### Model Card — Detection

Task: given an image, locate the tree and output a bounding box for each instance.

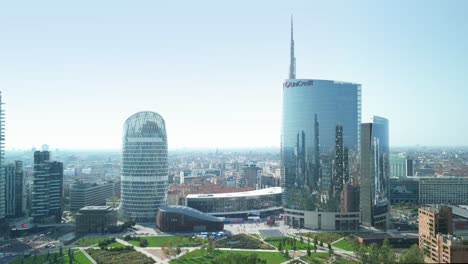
[307,246,311,257]
[368,243,380,264]
[278,242,283,251]
[54,253,58,263]
[314,238,318,253]
[399,244,424,263]
[379,239,396,264]
[300,236,304,243]
[328,243,333,257]
[33,253,37,264]
[47,250,50,259]
[320,241,324,247]
[308,237,310,245]
[354,244,368,264]
[59,246,63,256]
[284,249,289,257]
[293,244,297,252]
[176,247,181,255]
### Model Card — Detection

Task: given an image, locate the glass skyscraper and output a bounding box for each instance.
[282,79,361,210]
[121,111,168,222]
[281,19,361,230]
[360,116,390,230]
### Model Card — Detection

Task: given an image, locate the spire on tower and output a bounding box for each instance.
[289,15,296,79]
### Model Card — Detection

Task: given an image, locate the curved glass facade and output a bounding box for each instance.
[121,111,168,222]
[186,187,282,216]
[282,79,361,213]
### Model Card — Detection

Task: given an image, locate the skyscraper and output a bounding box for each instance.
[360,116,390,230]
[0,92,5,221]
[282,19,361,230]
[121,111,168,222]
[3,161,24,217]
[32,151,63,223]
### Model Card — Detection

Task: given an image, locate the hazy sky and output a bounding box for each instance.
[1,0,467,150]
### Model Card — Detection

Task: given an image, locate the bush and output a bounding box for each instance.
[139,239,148,247]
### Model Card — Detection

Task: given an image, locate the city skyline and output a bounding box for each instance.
[1,0,468,149]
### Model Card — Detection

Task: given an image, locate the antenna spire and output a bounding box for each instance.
[289,15,296,79]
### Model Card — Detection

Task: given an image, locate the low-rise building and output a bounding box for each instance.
[156,205,224,232]
[75,206,117,236]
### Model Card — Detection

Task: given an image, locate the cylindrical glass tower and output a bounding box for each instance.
[121,111,168,222]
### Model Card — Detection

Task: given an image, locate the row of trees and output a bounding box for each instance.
[354,240,423,264]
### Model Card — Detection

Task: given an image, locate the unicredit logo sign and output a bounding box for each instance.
[283,80,314,88]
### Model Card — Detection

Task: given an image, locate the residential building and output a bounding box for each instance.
[31,151,63,223]
[121,111,168,222]
[419,177,468,205]
[360,117,390,230]
[419,206,468,263]
[243,164,262,189]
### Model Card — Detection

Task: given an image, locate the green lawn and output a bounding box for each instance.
[300,232,345,244]
[332,238,356,251]
[215,234,274,249]
[11,250,90,264]
[107,241,125,248]
[75,237,112,247]
[170,249,290,264]
[126,235,203,247]
[86,248,153,264]
[266,237,314,250]
[302,252,330,264]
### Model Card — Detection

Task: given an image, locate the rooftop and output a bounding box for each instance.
[158,205,222,222]
[186,187,282,199]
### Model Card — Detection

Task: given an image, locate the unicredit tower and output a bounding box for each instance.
[282,17,361,230]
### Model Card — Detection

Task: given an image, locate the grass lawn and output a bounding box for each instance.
[215,234,274,250]
[332,238,356,251]
[170,249,290,264]
[126,235,203,247]
[302,252,330,264]
[11,250,90,264]
[266,237,314,250]
[70,251,93,264]
[300,232,345,244]
[107,241,125,248]
[86,248,153,264]
[75,237,112,247]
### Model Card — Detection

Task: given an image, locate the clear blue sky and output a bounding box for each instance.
[1,0,467,150]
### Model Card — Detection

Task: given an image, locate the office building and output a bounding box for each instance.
[389,177,419,204]
[156,205,224,232]
[0,92,4,221]
[282,19,361,230]
[390,154,407,178]
[186,187,282,218]
[121,111,168,222]
[419,177,468,205]
[70,182,114,211]
[406,159,414,176]
[75,206,117,236]
[3,161,24,217]
[243,164,262,189]
[360,117,390,230]
[31,151,63,223]
[419,206,468,263]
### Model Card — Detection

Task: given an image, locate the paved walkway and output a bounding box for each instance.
[79,248,97,264]
[116,238,162,263]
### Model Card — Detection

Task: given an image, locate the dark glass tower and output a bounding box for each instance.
[360,116,390,230]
